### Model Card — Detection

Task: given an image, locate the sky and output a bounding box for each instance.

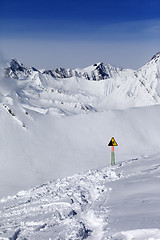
[0,0,160,69]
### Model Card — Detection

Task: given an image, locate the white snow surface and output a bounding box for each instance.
[0,54,160,196]
[0,55,160,197]
[0,153,160,239]
[0,54,160,238]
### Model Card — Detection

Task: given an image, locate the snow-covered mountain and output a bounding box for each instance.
[0,54,160,239]
[0,54,160,198]
[6,58,121,81]
[3,52,160,117]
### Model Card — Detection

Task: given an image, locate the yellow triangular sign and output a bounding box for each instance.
[108,137,118,146]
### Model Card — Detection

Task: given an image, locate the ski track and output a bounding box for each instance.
[0,155,160,239]
[0,168,119,240]
[1,53,160,240]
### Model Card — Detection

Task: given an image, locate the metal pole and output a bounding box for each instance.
[111,145,115,165]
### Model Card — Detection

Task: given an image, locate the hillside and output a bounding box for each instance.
[4,52,160,115]
[0,153,160,239]
[0,54,160,239]
[0,53,160,199]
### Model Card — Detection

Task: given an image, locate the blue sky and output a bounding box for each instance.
[0,0,160,69]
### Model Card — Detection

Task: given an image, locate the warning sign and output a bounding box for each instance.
[108,137,118,146]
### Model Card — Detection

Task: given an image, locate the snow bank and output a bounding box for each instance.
[0,104,160,198]
[113,229,160,240]
[0,154,160,239]
[1,55,160,199]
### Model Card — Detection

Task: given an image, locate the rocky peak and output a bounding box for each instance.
[5,59,38,79]
[151,52,160,61]
[54,68,72,78]
[43,68,74,79]
[95,62,110,79]
[140,52,160,71]
[149,52,160,65]
[9,58,27,72]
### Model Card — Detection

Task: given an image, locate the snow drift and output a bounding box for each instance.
[0,54,160,198]
[0,153,160,239]
[0,53,160,239]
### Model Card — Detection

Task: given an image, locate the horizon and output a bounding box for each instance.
[3,51,160,71]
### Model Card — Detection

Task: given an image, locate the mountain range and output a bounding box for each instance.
[3,52,160,119]
[0,53,160,197]
[0,53,160,239]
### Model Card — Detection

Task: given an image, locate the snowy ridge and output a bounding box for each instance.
[5,59,120,81]
[3,53,160,119]
[0,153,160,239]
[0,54,160,197]
[0,54,160,239]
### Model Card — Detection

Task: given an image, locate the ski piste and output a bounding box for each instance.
[0,154,160,239]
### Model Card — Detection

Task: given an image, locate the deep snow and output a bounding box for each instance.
[0,153,160,239]
[0,54,160,239]
[0,55,160,198]
[0,104,160,198]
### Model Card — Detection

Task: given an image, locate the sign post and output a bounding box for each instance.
[108,137,118,165]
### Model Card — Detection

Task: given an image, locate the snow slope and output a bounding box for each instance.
[0,54,160,239]
[0,153,160,240]
[0,54,160,198]
[0,104,160,198]
[4,52,160,113]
